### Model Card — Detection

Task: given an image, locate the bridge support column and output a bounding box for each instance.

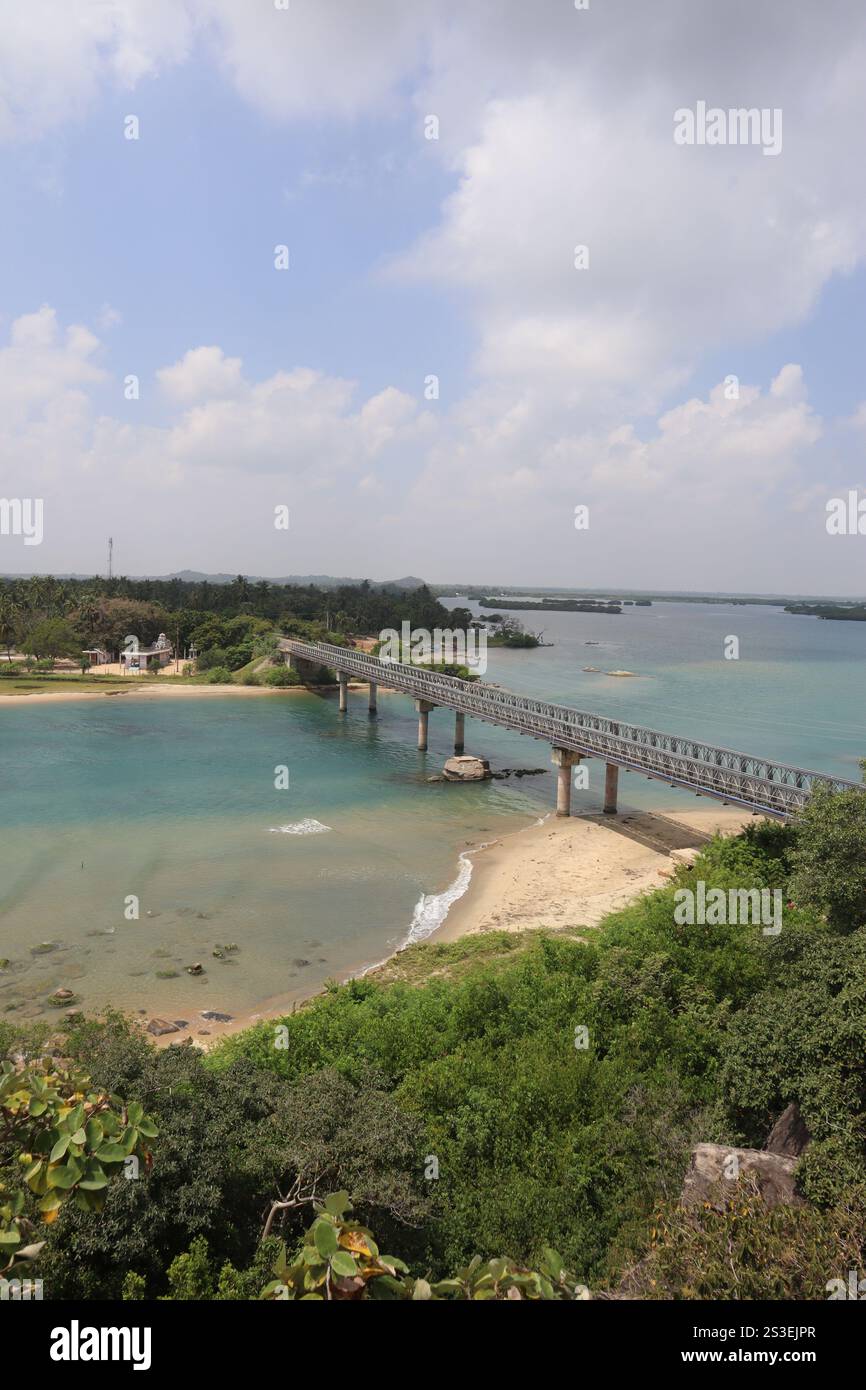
[603,763,619,815]
[551,747,579,817]
[368,680,377,715]
[416,699,435,751]
[454,711,465,754]
[338,673,349,714]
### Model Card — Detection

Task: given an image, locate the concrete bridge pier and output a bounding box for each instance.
[551,747,580,817]
[454,711,465,754]
[368,680,377,715]
[416,699,435,751]
[603,763,619,815]
[338,673,349,713]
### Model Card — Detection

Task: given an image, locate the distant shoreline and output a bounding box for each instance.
[0,678,379,705]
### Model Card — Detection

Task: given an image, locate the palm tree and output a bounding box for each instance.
[0,593,20,661]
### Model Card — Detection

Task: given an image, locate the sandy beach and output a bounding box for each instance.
[144,802,754,1049]
[0,678,372,704]
[433,805,754,941]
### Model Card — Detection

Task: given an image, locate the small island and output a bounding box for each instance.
[785,602,866,621]
[479,596,623,615]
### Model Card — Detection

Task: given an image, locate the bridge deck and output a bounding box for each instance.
[280,639,860,818]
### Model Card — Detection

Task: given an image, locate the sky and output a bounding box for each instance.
[2,0,866,593]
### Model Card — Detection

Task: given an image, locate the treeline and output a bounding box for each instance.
[0,575,472,666]
[786,602,866,621]
[3,779,866,1298]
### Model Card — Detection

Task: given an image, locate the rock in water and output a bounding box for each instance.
[147,1018,180,1036]
[442,756,492,782]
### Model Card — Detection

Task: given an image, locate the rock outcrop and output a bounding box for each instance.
[680,1142,803,1210]
[765,1101,811,1157]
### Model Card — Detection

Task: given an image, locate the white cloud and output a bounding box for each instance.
[157,346,244,403]
[0,0,194,141]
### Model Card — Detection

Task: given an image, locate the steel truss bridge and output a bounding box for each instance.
[280,639,860,819]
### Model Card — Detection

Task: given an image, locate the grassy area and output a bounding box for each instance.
[0,670,201,694]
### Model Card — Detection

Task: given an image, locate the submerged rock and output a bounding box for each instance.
[48,988,77,1008]
[200,1010,233,1023]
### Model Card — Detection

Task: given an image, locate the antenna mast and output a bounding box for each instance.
[108,537,113,581]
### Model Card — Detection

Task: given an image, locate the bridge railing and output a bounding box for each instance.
[282,639,861,816]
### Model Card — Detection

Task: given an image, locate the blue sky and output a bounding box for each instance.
[2,0,866,594]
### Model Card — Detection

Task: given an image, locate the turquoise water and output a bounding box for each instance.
[2,599,865,1025]
[0,689,539,1025]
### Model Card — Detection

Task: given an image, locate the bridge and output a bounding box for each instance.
[280,639,861,819]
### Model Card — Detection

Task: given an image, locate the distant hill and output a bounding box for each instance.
[164,572,430,590]
[0,570,430,591]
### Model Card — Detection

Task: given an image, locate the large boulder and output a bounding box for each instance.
[765,1101,811,1157]
[680,1143,803,1210]
[443,756,491,782]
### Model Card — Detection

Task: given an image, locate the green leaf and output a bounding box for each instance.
[323,1191,351,1217]
[314,1220,339,1259]
[94,1143,127,1163]
[412,1278,432,1300]
[329,1251,358,1278]
[84,1118,103,1148]
[49,1135,71,1163]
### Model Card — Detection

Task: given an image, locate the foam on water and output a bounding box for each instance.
[267,819,332,835]
[403,847,481,945]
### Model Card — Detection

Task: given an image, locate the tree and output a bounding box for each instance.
[0,593,20,661]
[20,618,82,661]
[789,781,866,932]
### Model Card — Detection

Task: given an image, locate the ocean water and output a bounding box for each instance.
[1,599,865,1024]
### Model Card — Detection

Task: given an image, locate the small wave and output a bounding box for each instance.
[268,819,332,835]
[402,843,492,946]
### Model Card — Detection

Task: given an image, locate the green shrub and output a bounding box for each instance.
[263,666,300,687]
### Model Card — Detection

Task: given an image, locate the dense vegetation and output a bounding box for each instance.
[785,602,866,621]
[0,575,472,677]
[3,790,866,1299]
